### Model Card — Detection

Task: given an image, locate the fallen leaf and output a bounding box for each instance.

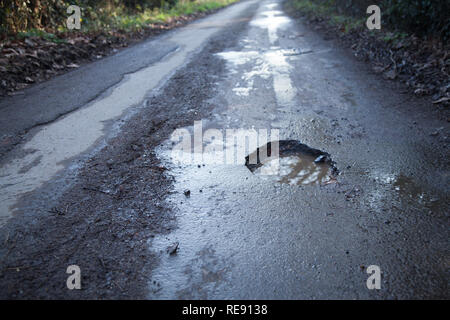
[383,69,397,80]
[24,38,36,47]
[432,97,450,104]
[414,88,427,95]
[167,242,179,255]
[372,65,387,74]
[52,63,64,70]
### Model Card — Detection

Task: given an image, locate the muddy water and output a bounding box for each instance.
[245,140,338,186]
[253,155,333,185]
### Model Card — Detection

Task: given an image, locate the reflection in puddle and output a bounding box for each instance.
[217,48,295,102]
[218,4,297,106]
[245,140,338,186]
[255,155,333,186]
[232,83,252,96]
[250,10,291,44]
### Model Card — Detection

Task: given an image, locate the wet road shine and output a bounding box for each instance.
[0,0,448,299]
[149,0,449,299]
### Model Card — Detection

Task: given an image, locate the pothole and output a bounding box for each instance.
[245,140,338,186]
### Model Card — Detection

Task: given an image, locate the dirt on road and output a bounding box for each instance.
[0,15,247,299]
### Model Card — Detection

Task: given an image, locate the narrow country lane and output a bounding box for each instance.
[0,0,448,299]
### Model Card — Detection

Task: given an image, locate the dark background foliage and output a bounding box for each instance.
[382,0,449,40]
[316,0,449,40]
[0,0,449,39]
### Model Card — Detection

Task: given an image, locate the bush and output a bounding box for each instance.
[0,0,182,35]
[383,0,450,40]
[302,0,449,40]
[0,0,67,33]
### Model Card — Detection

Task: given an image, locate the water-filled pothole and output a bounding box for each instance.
[245,140,338,186]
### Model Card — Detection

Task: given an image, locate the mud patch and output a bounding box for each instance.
[245,140,338,186]
[0,6,255,298]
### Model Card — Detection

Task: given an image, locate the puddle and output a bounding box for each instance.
[217,48,296,103]
[245,140,338,186]
[250,10,291,44]
[389,174,445,212]
[0,0,256,227]
[368,171,448,216]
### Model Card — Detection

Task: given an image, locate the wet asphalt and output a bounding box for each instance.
[0,0,449,299]
[150,0,449,299]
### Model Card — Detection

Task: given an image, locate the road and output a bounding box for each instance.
[0,0,448,299]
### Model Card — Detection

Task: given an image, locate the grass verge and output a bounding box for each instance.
[0,0,240,96]
[288,0,365,34]
[79,0,239,33]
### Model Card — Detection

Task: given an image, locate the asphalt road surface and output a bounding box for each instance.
[0,0,448,299]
